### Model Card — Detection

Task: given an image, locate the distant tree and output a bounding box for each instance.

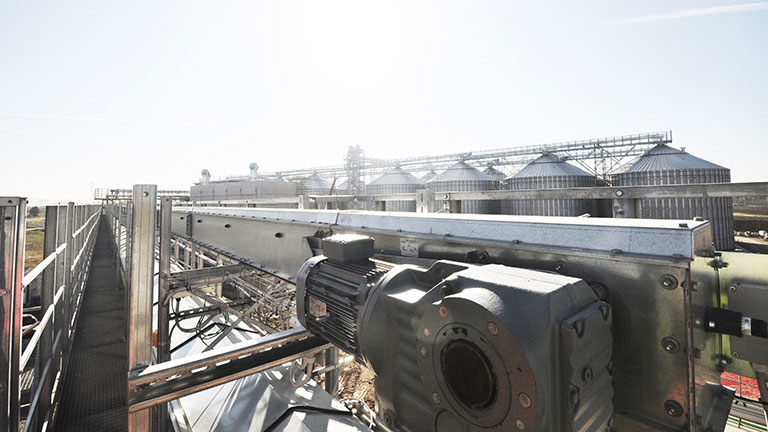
[28,206,40,217]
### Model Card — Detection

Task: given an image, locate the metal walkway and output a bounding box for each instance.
[55,220,128,432]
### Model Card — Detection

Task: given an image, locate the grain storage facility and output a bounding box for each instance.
[504,153,597,216]
[426,161,500,214]
[483,164,507,182]
[301,172,332,195]
[611,144,734,250]
[366,166,424,212]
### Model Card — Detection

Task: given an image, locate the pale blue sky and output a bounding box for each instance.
[1,1,766,203]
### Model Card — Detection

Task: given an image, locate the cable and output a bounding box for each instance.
[171,300,200,333]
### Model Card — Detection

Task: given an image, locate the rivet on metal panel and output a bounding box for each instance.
[554,261,566,272]
[440,283,454,296]
[660,275,678,290]
[477,250,489,263]
[610,249,622,255]
[439,306,448,319]
[487,322,499,336]
[664,400,683,417]
[615,190,624,197]
[0,289,7,296]
[420,347,428,358]
[432,392,441,404]
[516,419,525,430]
[518,392,532,409]
[732,351,740,358]
[662,337,681,353]
[729,285,737,292]
[423,328,430,337]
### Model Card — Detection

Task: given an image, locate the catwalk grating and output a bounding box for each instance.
[55,220,128,432]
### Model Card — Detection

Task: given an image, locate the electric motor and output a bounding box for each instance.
[297,234,614,432]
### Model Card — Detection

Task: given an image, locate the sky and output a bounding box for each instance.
[1,1,766,204]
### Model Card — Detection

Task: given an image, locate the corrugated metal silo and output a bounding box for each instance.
[427,161,500,214]
[483,165,507,182]
[333,179,349,195]
[367,166,424,212]
[504,153,597,216]
[302,173,331,195]
[612,144,734,250]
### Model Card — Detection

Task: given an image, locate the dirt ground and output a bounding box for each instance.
[25,217,45,269]
[337,362,376,410]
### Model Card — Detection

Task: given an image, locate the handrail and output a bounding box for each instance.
[20,285,64,370]
[71,210,100,239]
[1,200,103,432]
[70,215,100,271]
[22,243,67,288]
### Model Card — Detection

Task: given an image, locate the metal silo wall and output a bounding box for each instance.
[503,175,597,216]
[367,183,420,212]
[613,168,734,250]
[427,179,500,214]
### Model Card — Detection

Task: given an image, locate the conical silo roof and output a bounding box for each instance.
[614,144,726,174]
[370,166,424,186]
[429,161,494,183]
[510,153,593,178]
[483,165,507,181]
[304,173,330,189]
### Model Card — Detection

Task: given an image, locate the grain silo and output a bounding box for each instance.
[483,165,507,182]
[367,166,424,212]
[611,144,734,250]
[504,153,597,216]
[301,172,331,195]
[329,179,347,195]
[427,161,500,214]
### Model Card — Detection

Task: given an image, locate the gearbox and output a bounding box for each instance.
[297,234,613,431]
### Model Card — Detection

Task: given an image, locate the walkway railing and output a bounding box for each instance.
[1,199,100,432]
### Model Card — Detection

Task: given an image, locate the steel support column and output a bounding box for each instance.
[63,203,74,343]
[34,206,59,429]
[157,197,172,432]
[0,198,25,432]
[128,185,157,431]
[324,347,340,396]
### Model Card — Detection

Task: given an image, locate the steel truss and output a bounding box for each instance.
[267,130,671,182]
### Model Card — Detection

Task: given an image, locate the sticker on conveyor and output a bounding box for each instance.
[308,296,328,318]
[400,238,419,257]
